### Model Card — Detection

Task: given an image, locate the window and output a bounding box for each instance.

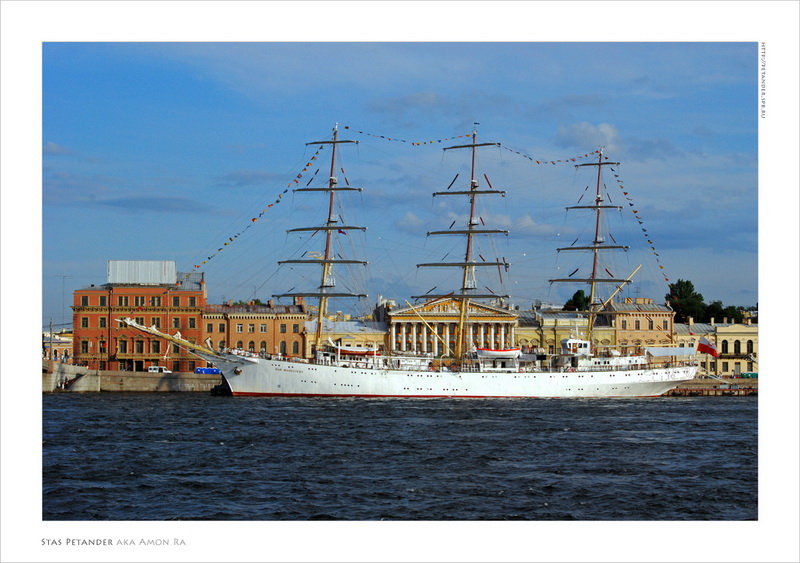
[292,341,299,354]
[172,343,180,353]
[734,340,741,355]
[99,296,107,307]
[260,341,266,352]
[172,296,180,307]
[236,341,243,349]
[81,296,89,306]
[173,318,181,329]
[621,320,627,330]
[219,323,225,333]
[152,340,160,354]
[118,296,129,307]
[189,296,197,307]
[80,341,89,353]
[188,318,196,329]
[280,324,287,333]
[293,324,299,333]
[280,341,287,354]
[99,317,107,328]
[118,339,128,353]
[721,362,729,373]
[172,361,181,372]
[218,340,225,350]
[248,324,255,333]
[236,323,243,333]
[134,296,146,307]
[721,340,729,354]
[248,341,255,352]
[746,340,754,354]
[150,296,162,307]
[188,361,195,372]
[207,323,214,333]
[135,341,144,354]
[81,317,89,328]
[634,320,641,330]
[648,319,654,330]
[747,361,753,372]
[664,319,670,332]
[260,324,267,333]
[135,317,144,325]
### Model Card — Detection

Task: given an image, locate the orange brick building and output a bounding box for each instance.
[72,261,207,372]
[203,298,308,357]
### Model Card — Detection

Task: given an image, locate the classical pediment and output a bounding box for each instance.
[390,298,518,321]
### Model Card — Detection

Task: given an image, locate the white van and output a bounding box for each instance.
[147,365,172,374]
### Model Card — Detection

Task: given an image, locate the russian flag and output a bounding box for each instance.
[697,336,718,357]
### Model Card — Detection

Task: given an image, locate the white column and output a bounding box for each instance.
[490,324,496,349]
[500,324,506,349]
[445,323,450,355]
[422,324,428,353]
[391,323,396,352]
[401,323,407,352]
[480,324,486,348]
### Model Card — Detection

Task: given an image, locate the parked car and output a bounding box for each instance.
[148,365,172,374]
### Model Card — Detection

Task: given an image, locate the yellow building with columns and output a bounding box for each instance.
[387,298,518,356]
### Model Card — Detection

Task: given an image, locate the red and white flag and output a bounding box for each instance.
[697,336,718,357]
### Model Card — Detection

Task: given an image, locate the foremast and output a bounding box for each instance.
[549,148,628,339]
[412,128,509,361]
[273,124,367,352]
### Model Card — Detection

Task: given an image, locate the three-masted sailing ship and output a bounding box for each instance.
[124,124,696,397]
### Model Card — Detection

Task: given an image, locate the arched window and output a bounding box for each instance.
[260,341,267,352]
[721,340,729,354]
[292,341,299,354]
[734,340,741,354]
[218,340,225,350]
[236,340,243,349]
[280,341,287,355]
[747,340,754,354]
[248,341,255,352]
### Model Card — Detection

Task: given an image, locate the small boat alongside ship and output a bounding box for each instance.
[124,124,697,398]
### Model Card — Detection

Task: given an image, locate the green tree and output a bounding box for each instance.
[563,290,589,311]
[666,279,706,323]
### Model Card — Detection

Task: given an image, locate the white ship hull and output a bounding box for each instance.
[197,352,696,398]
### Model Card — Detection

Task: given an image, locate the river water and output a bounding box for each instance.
[42,393,756,521]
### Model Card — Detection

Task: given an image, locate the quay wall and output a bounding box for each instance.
[665,377,758,397]
[43,360,222,393]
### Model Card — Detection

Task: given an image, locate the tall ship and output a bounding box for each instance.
[124,124,696,397]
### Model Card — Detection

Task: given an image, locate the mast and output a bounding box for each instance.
[273,124,367,353]
[548,148,626,339]
[412,127,508,360]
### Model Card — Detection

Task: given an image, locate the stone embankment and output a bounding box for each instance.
[663,377,758,397]
[42,360,222,393]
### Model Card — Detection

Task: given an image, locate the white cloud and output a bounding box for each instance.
[42,141,74,156]
[554,122,622,154]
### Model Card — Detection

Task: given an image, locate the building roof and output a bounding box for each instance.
[81,272,204,292]
[673,322,733,334]
[204,303,305,315]
[305,319,387,334]
[607,301,673,313]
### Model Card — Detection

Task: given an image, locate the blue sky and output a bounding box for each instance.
[2,2,799,561]
[40,40,758,327]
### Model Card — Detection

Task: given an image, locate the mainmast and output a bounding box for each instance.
[548,148,627,337]
[273,124,367,352]
[412,128,508,360]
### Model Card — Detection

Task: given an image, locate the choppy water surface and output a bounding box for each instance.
[42,394,757,520]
